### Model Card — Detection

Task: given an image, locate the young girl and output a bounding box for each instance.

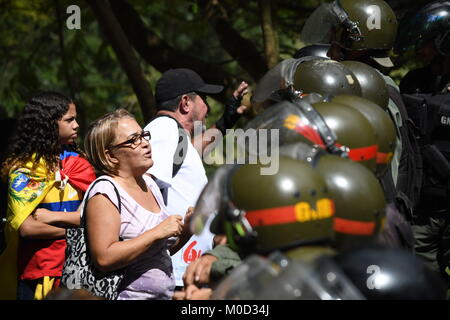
[0,91,96,300]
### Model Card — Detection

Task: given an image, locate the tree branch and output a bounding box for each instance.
[54,0,88,135]
[259,0,279,69]
[89,0,155,122]
[198,0,268,80]
[108,0,236,103]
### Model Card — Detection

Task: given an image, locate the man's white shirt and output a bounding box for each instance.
[144,116,213,286]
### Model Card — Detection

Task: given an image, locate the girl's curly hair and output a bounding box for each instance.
[2,91,81,178]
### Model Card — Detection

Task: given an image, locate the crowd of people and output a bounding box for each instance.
[0,0,449,300]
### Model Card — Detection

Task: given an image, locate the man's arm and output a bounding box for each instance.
[183,244,242,287]
[193,81,249,154]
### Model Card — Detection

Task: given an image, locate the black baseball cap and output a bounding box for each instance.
[155,68,224,106]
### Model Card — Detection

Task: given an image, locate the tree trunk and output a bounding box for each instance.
[259,0,279,69]
[89,0,155,122]
[199,0,268,81]
[54,0,88,136]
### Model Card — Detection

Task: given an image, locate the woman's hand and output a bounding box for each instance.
[168,208,195,255]
[154,215,183,239]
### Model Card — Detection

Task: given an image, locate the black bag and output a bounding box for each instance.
[402,92,450,212]
[387,86,424,218]
[61,178,124,300]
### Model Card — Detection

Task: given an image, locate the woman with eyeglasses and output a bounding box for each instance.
[80,109,192,300]
[0,91,96,300]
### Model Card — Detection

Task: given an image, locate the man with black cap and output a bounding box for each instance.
[143,68,248,292]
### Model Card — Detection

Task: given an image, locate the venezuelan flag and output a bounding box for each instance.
[0,150,95,299]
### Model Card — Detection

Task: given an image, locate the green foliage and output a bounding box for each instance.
[0,0,139,134]
[0,0,424,149]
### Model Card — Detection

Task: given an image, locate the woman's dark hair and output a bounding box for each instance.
[2,91,78,177]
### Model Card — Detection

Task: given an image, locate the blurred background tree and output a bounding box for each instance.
[0,0,433,175]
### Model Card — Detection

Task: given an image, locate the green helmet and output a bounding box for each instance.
[337,0,398,51]
[316,154,386,250]
[280,142,387,251]
[293,59,362,98]
[252,57,320,104]
[331,95,396,177]
[340,61,389,110]
[301,0,398,67]
[294,44,331,59]
[190,157,336,256]
[244,99,349,158]
[312,101,378,173]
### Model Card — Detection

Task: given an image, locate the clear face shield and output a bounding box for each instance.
[190,165,231,235]
[300,1,363,47]
[211,252,286,300]
[211,251,364,300]
[252,58,303,104]
[253,57,327,105]
[244,98,348,158]
[190,165,256,242]
[244,100,327,148]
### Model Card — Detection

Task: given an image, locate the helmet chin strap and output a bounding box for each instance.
[222,171,258,252]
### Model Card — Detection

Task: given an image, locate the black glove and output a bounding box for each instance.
[215,96,242,135]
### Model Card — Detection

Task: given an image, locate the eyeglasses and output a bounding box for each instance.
[110,131,151,149]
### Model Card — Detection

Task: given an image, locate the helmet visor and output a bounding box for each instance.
[301,2,340,45]
[244,100,326,147]
[253,58,301,103]
[212,251,364,300]
[211,253,285,300]
[256,258,364,300]
[190,165,233,235]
